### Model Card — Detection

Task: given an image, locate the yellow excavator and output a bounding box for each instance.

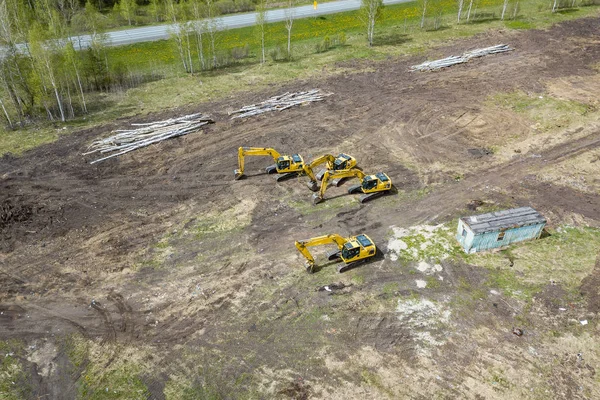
[234,147,305,181]
[295,233,377,273]
[303,153,357,191]
[312,169,392,204]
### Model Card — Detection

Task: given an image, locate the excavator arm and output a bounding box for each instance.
[234,147,281,180]
[295,234,349,273]
[303,153,357,191]
[302,154,336,187]
[312,169,366,204]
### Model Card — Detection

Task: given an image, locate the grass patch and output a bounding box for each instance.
[465,226,600,294]
[490,90,593,132]
[504,19,535,29]
[0,340,29,400]
[66,335,149,399]
[361,369,395,397]
[388,224,463,263]
[288,193,359,217]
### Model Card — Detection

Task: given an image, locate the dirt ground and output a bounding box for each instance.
[1,17,600,399]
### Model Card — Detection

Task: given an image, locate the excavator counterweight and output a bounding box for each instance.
[312,169,392,204]
[295,233,377,273]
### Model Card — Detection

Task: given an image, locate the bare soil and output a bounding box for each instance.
[1,17,600,399]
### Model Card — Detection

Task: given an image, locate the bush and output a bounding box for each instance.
[217,0,237,14]
[315,33,347,54]
[269,46,286,62]
[236,0,255,12]
[231,44,249,60]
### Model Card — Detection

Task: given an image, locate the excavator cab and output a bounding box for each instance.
[341,235,376,263]
[332,154,355,171]
[274,154,304,174]
[361,173,391,193]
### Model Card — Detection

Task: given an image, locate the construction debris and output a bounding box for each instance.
[229,89,332,119]
[410,44,513,72]
[84,113,214,164]
[512,327,524,336]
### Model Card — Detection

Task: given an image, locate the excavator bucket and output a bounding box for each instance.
[312,193,324,205]
[306,262,315,273]
[307,180,319,192]
[234,169,244,180]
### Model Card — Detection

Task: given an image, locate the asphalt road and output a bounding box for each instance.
[72,0,414,49]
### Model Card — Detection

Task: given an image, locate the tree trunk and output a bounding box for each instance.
[421,0,428,29]
[501,0,508,20]
[457,0,464,23]
[196,31,205,70]
[0,98,13,129]
[466,0,474,22]
[261,31,265,64]
[187,36,194,74]
[287,24,292,58]
[73,63,87,113]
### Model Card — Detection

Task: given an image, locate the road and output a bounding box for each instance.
[73,0,414,49]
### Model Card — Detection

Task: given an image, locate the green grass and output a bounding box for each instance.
[0,340,29,400]
[465,226,600,295]
[66,336,150,400]
[491,90,593,132]
[503,20,535,29]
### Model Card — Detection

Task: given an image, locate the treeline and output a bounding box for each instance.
[0,0,112,127]
[0,0,597,129]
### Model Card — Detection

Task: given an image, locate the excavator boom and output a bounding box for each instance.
[312,169,366,204]
[234,147,305,180]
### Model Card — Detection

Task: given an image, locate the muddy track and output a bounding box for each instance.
[90,300,117,345]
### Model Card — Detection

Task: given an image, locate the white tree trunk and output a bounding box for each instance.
[421,0,428,29]
[0,98,12,128]
[458,0,464,23]
[284,0,295,59]
[261,31,266,64]
[196,31,205,69]
[72,61,87,113]
[501,0,508,20]
[467,0,474,22]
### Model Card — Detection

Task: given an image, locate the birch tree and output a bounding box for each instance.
[64,42,87,113]
[283,0,295,59]
[190,0,206,70]
[466,0,474,22]
[116,0,138,25]
[148,0,164,22]
[204,0,220,69]
[29,23,65,121]
[255,0,268,64]
[500,0,508,19]
[457,0,464,23]
[360,0,383,47]
[166,0,189,72]
[419,0,428,28]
